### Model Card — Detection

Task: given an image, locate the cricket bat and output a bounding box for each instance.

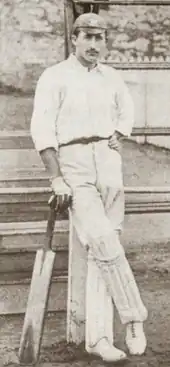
[18,194,57,365]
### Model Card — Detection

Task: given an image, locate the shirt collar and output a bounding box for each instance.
[67,53,103,74]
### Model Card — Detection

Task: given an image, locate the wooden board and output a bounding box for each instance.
[0,276,67,315]
[0,312,66,350]
[0,128,170,150]
[0,251,68,274]
[0,187,169,223]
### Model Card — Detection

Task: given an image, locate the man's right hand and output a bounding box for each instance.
[50,176,72,213]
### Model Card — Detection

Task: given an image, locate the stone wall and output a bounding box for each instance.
[1,1,170,92]
[0,0,64,93]
[104,5,170,60]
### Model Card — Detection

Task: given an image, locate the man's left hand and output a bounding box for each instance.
[108,131,124,153]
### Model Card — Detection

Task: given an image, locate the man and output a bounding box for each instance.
[31,12,148,363]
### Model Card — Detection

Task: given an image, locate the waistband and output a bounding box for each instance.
[59,136,111,148]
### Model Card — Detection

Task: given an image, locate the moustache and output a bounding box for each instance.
[86,49,99,55]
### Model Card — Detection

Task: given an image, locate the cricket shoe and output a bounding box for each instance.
[86,338,127,363]
[126,321,147,355]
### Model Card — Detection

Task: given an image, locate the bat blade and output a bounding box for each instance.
[18,248,56,365]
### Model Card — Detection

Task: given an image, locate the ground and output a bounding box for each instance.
[3,256,170,367]
[35,242,170,367]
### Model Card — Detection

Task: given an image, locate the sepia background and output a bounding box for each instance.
[0,1,170,366]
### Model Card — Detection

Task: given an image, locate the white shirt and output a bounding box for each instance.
[31,54,134,152]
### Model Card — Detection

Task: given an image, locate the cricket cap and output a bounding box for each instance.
[72,12,107,34]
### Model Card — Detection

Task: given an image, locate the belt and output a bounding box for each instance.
[59,136,111,147]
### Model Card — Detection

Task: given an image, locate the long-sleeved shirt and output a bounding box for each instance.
[31,54,134,152]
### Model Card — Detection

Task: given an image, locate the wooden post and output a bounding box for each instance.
[67,211,87,344]
[64,0,74,58]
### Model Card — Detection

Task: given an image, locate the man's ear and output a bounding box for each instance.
[71,34,77,47]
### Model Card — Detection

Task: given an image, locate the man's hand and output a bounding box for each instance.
[50,176,72,213]
[108,131,123,153]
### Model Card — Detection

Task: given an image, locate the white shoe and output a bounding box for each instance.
[86,338,127,363]
[126,322,147,355]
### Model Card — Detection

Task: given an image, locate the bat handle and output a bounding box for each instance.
[48,193,56,208]
[45,192,72,251]
[44,194,57,251]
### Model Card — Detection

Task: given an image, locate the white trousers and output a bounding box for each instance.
[59,140,148,348]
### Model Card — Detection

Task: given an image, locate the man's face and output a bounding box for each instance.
[72,29,107,66]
